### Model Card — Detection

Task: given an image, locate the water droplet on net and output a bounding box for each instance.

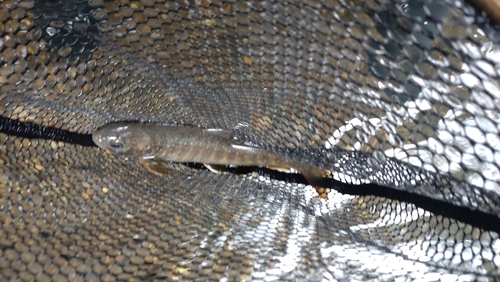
[367,156,382,171]
[481,163,500,181]
[465,126,486,144]
[373,150,387,163]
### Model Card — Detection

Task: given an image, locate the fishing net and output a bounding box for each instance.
[0,0,499,280]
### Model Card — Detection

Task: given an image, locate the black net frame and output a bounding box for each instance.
[0,0,499,281]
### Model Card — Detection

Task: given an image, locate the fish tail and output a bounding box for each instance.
[299,165,332,200]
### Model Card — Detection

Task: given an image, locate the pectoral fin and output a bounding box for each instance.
[141,158,171,176]
[203,164,229,173]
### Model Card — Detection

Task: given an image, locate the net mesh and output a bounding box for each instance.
[0,0,499,280]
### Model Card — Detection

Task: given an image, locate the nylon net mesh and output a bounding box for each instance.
[0,0,499,281]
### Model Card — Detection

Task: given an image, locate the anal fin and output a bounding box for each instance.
[266,165,293,173]
[203,164,229,173]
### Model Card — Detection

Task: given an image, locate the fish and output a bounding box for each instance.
[467,0,500,24]
[92,121,332,199]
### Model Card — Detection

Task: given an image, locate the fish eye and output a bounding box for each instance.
[108,140,125,150]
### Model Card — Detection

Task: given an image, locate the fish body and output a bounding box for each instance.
[92,122,331,199]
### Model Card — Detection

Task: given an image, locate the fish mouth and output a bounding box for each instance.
[91,127,105,147]
[92,123,128,149]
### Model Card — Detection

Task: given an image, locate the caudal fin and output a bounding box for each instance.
[300,166,332,200]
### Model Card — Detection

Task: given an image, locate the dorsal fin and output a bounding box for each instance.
[231,144,261,152]
[204,129,235,140]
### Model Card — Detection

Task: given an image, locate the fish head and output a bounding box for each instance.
[92,122,152,157]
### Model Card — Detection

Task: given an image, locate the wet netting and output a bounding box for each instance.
[0,0,499,281]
